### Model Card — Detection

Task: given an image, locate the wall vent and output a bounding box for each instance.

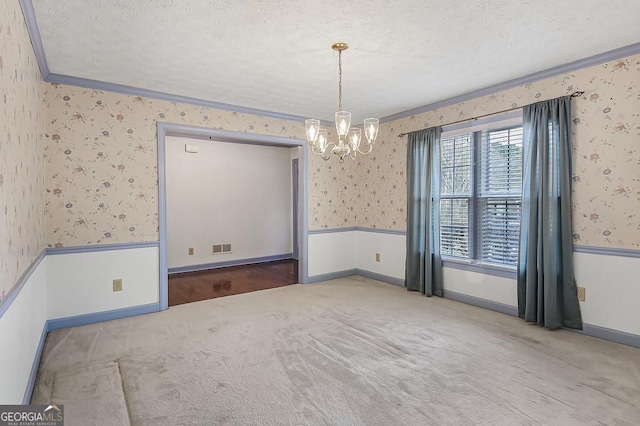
[213,244,232,254]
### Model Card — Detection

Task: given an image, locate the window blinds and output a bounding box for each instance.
[478,127,523,266]
[440,134,472,258]
[439,126,523,267]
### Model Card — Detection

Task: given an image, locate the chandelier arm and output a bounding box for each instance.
[315,142,336,160]
[321,144,334,161]
[310,144,324,156]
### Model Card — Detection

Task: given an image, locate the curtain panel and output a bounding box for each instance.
[518,96,582,329]
[405,127,443,297]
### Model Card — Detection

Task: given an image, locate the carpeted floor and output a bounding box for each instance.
[32,277,640,425]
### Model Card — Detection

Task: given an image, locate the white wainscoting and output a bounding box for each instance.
[0,255,47,404]
[353,230,517,308]
[574,252,640,336]
[442,267,517,307]
[355,231,406,280]
[47,247,159,319]
[307,231,357,278]
[1,244,160,404]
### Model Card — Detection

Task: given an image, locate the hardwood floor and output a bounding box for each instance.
[168,259,298,306]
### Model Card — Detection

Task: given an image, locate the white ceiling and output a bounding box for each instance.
[32,0,640,123]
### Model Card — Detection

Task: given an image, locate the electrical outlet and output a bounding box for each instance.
[188,248,194,255]
[375,253,381,262]
[113,279,123,292]
[577,286,586,302]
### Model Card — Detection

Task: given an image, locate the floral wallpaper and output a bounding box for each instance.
[357,54,640,249]
[17,3,640,254]
[44,86,354,247]
[308,127,358,230]
[0,1,47,301]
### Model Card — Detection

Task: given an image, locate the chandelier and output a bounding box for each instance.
[305,43,379,162]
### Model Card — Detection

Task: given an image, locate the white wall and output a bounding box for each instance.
[442,268,517,306]
[0,257,47,404]
[356,231,406,279]
[308,232,357,276]
[47,247,159,319]
[574,252,640,336]
[166,136,293,269]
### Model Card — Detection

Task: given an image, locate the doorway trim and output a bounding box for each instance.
[157,122,309,310]
[292,158,299,260]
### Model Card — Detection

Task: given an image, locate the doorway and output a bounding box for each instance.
[157,123,308,310]
[167,259,297,306]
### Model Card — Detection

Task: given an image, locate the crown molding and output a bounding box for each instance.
[19,0,49,78]
[379,42,640,123]
[45,73,313,123]
[19,0,312,123]
[19,1,640,127]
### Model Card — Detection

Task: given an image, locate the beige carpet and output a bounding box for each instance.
[32,277,640,425]
[47,361,130,426]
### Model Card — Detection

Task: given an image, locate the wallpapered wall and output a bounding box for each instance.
[357,54,640,250]
[0,2,46,300]
[308,126,359,230]
[44,86,355,247]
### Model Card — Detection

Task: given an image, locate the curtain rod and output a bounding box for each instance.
[397,91,584,138]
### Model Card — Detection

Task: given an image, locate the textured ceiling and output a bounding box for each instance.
[32,0,640,123]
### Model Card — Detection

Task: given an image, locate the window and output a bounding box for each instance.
[440,126,523,267]
[440,134,472,258]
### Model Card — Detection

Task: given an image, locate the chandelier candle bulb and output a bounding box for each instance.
[348,128,361,150]
[335,111,351,137]
[305,42,378,162]
[364,118,379,144]
[314,129,329,158]
[305,119,320,145]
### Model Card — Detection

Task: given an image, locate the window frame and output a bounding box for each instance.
[439,118,523,279]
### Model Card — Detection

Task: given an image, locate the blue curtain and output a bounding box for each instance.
[518,96,582,329]
[405,127,443,296]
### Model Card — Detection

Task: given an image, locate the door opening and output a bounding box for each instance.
[158,123,307,309]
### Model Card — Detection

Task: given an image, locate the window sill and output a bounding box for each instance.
[441,257,517,280]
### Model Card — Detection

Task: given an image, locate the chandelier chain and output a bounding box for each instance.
[338,50,343,111]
